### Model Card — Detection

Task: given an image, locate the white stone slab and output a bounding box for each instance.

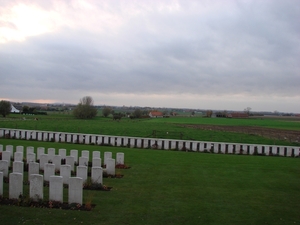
[286,147,292,157]
[13,161,24,174]
[53,155,61,171]
[58,149,66,160]
[227,144,234,154]
[91,167,103,184]
[26,146,34,155]
[169,140,176,150]
[49,176,63,203]
[2,151,11,166]
[76,166,88,183]
[90,135,96,145]
[65,156,75,171]
[39,154,48,170]
[44,163,55,181]
[199,143,205,151]
[60,133,66,142]
[16,146,24,153]
[0,172,3,196]
[220,143,226,153]
[6,145,13,159]
[70,150,78,163]
[249,145,255,155]
[27,152,36,164]
[37,147,45,160]
[116,153,124,165]
[30,174,43,201]
[81,150,89,161]
[92,151,100,159]
[106,158,115,176]
[68,177,83,205]
[279,146,285,156]
[136,139,142,148]
[47,148,56,162]
[190,142,198,151]
[0,160,8,177]
[104,152,112,166]
[79,157,88,167]
[257,145,263,154]
[66,134,72,143]
[0,144,2,152]
[9,172,23,199]
[14,152,23,162]
[28,162,39,181]
[60,165,71,185]
[92,158,101,167]
[37,132,43,141]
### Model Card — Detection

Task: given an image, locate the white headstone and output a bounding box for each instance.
[13,161,24,174]
[68,177,83,205]
[106,158,115,176]
[104,152,112,166]
[49,176,63,203]
[47,148,56,162]
[76,166,88,183]
[81,150,90,161]
[91,167,103,184]
[26,146,34,155]
[2,151,11,167]
[92,158,101,167]
[14,152,23,162]
[9,172,23,199]
[16,146,24,153]
[0,172,3,196]
[39,154,48,171]
[27,152,36,164]
[30,174,44,201]
[28,162,39,181]
[53,155,61,171]
[37,147,45,160]
[79,157,89,167]
[227,144,234,154]
[0,144,3,152]
[0,160,9,177]
[70,150,78,163]
[6,145,13,159]
[92,151,100,159]
[116,153,124,165]
[60,165,71,185]
[44,163,55,181]
[66,156,75,171]
[58,149,66,160]
[249,145,255,155]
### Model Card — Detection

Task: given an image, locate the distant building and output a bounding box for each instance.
[11,104,20,113]
[149,111,164,118]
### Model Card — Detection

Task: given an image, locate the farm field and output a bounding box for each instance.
[0,139,299,225]
[1,113,300,146]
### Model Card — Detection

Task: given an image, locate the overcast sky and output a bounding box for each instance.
[0,0,299,112]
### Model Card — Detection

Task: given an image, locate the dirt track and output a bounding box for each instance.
[181,124,300,143]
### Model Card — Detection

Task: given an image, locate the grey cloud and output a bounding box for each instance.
[0,0,299,111]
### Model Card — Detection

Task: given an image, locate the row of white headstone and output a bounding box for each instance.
[0,145,125,204]
[2,129,299,157]
[0,171,83,204]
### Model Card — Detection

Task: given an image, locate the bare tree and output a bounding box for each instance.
[244,107,252,116]
[73,96,97,119]
[80,96,94,106]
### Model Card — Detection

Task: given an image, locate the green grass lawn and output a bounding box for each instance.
[1,114,299,146]
[0,139,299,225]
